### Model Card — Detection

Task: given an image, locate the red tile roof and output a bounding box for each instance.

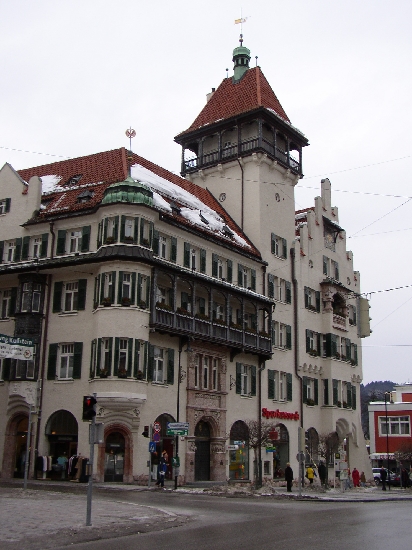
[177,67,290,136]
[18,148,261,259]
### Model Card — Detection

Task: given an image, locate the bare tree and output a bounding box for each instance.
[394,441,412,464]
[318,432,340,465]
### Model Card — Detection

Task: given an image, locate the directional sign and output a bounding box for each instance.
[149,441,156,453]
[227,445,239,451]
[153,422,161,433]
[167,422,189,436]
[153,432,161,442]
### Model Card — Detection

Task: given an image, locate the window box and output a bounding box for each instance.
[102,297,112,307]
[337,401,342,408]
[124,236,134,243]
[176,307,191,316]
[141,238,150,247]
[308,350,318,357]
[245,327,257,334]
[137,370,143,380]
[195,312,209,321]
[259,331,270,338]
[306,398,315,406]
[156,301,172,311]
[230,322,243,330]
[99,369,108,378]
[121,297,131,306]
[213,318,227,326]
[343,401,348,408]
[307,304,317,312]
[118,368,128,378]
[334,353,341,360]
[104,236,115,244]
[139,301,147,309]
[350,359,356,366]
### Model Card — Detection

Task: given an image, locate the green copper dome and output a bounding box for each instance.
[232,43,250,81]
[102,176,153,206]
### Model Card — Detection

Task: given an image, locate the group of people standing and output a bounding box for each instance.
[283,461,329,492]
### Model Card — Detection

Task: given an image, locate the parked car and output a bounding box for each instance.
[372,468,400,486]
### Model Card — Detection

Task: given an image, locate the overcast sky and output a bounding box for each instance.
[1,0,411,385]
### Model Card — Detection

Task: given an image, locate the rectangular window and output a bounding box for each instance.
[59,344,74,379]
[1,290,11,319]
[124,218,133,239]
[32,284,41,312]
[7,241,16,262]
[0,199,10,215]
[271,233,287,259]
[379,416,410,436]
[32,237,42,259]
[212,358,218,390]
[156,286,166,304]
[153,347,164,383]
[159,236,167,259]
[348,304,357,326]
[64,282,78,312]
[69,230,82,253]
[21,283,31,312]
[103,338,111,374]
[104,273,113,299]
[203,356,209,389]
[118,338,128,374]
[241,364,250,396]
[279,372,287,401]
[194,355,199,388]
[122,273,131,300]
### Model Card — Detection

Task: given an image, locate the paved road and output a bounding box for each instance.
[1,481,411,550]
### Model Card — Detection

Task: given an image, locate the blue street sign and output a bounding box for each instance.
[153,432,161,442]
[149,441,156,453]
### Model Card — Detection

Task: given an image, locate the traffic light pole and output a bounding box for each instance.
[86,393,97,527]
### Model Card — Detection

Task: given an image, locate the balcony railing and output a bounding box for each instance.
[154,307,272,356]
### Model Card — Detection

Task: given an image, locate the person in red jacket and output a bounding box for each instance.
[352,467,360,487]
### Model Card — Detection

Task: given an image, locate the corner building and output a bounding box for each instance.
[0,41,372,484]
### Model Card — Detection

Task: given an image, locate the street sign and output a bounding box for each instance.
[149,441,156,453]
[172,456,180,467]
[227,445,239,451]
[296,452,305,462]
[153,432,161,442]
[167,422,189,436]
[153,422,161,433]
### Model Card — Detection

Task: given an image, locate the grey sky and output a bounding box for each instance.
[1,0,411,384]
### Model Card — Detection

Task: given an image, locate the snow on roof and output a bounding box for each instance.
[40,175,63,194]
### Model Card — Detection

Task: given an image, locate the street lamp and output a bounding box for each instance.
[384,391,391,491]
[174,337,191,490]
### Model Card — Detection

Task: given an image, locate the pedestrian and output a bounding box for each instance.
[360,471,366,487]
[284,462,293,492]
[155,450,168,488]
[352,467,360,487]
[318,461,327,488]
[401,467,409,489]
[380,466,387,491]
[306,464,315,484]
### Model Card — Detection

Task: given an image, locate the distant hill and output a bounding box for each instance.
[360,381,396,438]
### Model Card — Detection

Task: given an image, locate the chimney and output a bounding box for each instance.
[206,87,216,103]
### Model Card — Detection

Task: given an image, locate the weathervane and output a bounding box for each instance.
[234,11,250,38]
[125,127,136,151]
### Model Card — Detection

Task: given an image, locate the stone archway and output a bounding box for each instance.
[195,420,211,481]
[97,423,133,483]
[1,413,29,479]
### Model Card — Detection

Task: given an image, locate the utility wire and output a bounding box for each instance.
[0,145,70,159]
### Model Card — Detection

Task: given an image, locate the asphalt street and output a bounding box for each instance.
[1,480,411,550]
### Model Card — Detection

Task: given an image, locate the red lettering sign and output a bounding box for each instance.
[261,408,300,421]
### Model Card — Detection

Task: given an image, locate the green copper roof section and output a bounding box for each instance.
[233,44,250,81]
[102,176,153,206]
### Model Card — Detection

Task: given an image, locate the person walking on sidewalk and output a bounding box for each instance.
[352,467,360,488]
[380,466,387,490]
[306,465,315,484]
[284,462,293,492]
[318,461,327,488]
[156,450,168,488]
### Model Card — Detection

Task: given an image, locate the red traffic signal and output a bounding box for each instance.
[82,395,97,421]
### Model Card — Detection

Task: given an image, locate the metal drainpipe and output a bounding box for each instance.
[290,246,304,484]
[236,158,244,230]
[257,359,265,489]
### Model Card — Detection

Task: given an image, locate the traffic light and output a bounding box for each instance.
[142,425,149,437]
[82,395,97,421]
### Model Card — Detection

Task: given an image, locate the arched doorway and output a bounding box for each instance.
[45,410,78,477]
[105,432,125,482]
[229,420,249,480]
[271,424,289,478]
[14,417,29,478]
[195,420,211,481]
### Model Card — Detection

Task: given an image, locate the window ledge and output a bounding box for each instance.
[58,312,78,317]
[0,318,11,322]
[240,394,253,399]
[54,379,74,383]
[151,382,169,387]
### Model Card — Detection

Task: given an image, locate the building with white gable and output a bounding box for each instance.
[0,39,371,484]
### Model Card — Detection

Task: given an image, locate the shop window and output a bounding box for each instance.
[229,420,249,481]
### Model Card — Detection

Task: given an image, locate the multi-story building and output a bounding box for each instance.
[0,39,372,484]
[369,385,412,470]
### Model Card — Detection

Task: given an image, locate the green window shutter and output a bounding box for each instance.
[303,376,308,403]
[314,379,319,405]
[140,218,145,244]
[227,259,233,283]
[335,262,339,281]
[133,217,139,244]
[114,338,120,375]
[0,241,4,263]
[238,264,243,286]
[352,386,357,410]
[107,338,113,375]
[167,348,175,385]
[346,339,351,360]
[354,344,358,365]
[131,273,137,304]
[152,230,159,255]
[304,286,309,308]
[96,338,102,373]
[286,373,293,401]
[282,238,287,259]
[94,275,99,308]
[41,233,49,258]
[81,226,91,252]
[134,340,140,378]
[325,333,332,357]
[268,370,275,399]
[271,233,276,254]
[103,218,108,243]
[146,276,151,306]
[317,333,321,355]
[15,238,22,262]
[127,338,133,376]
[306,329,311,352]
[56,230,66,255]
[72,342,83,379]
[331,334,338,357]
[332,379,338,405]
[323,255,328,276]
[142,342,148,379]
[147,344,154,381]
[236,363,242,394]
[53,282,63,313]
[251,365,256,396]
[170,237,177,263]
[120,216,126,242]
[118,271,124,302]
[137,273,142,304]
[9,287,17,316]
[286,325,292,349]
[198,297,205,315]
[315,291,321,312]
[47,343,58,380]
[97,221,102,248]
[90,339,96,378]
[324,379,329,405]
[212,253,218,277]
[77,279,87,310]
[22,236,30,260]
[251,269,256,291]
[113,216,119,242]
[184,242,190,267]
[148,221,153,248]
[2,358,11,380]
[347,384,352,408]
[285,281,292,304]
[5,198,11,212]
[111,271,116,303]
[200,249,206,273]
[268,274,274,298]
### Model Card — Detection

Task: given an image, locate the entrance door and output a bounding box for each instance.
[14,417,29,479]
[195,421,210,481]
[104,432,125,482]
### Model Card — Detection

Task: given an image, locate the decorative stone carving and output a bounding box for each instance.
[188,441,197,453]
[210,443,225,454]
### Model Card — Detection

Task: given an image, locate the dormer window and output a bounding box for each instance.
[65,174,83,186]
[222,225,234,238]
[77,190,94,203]
[170,201,181,215]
